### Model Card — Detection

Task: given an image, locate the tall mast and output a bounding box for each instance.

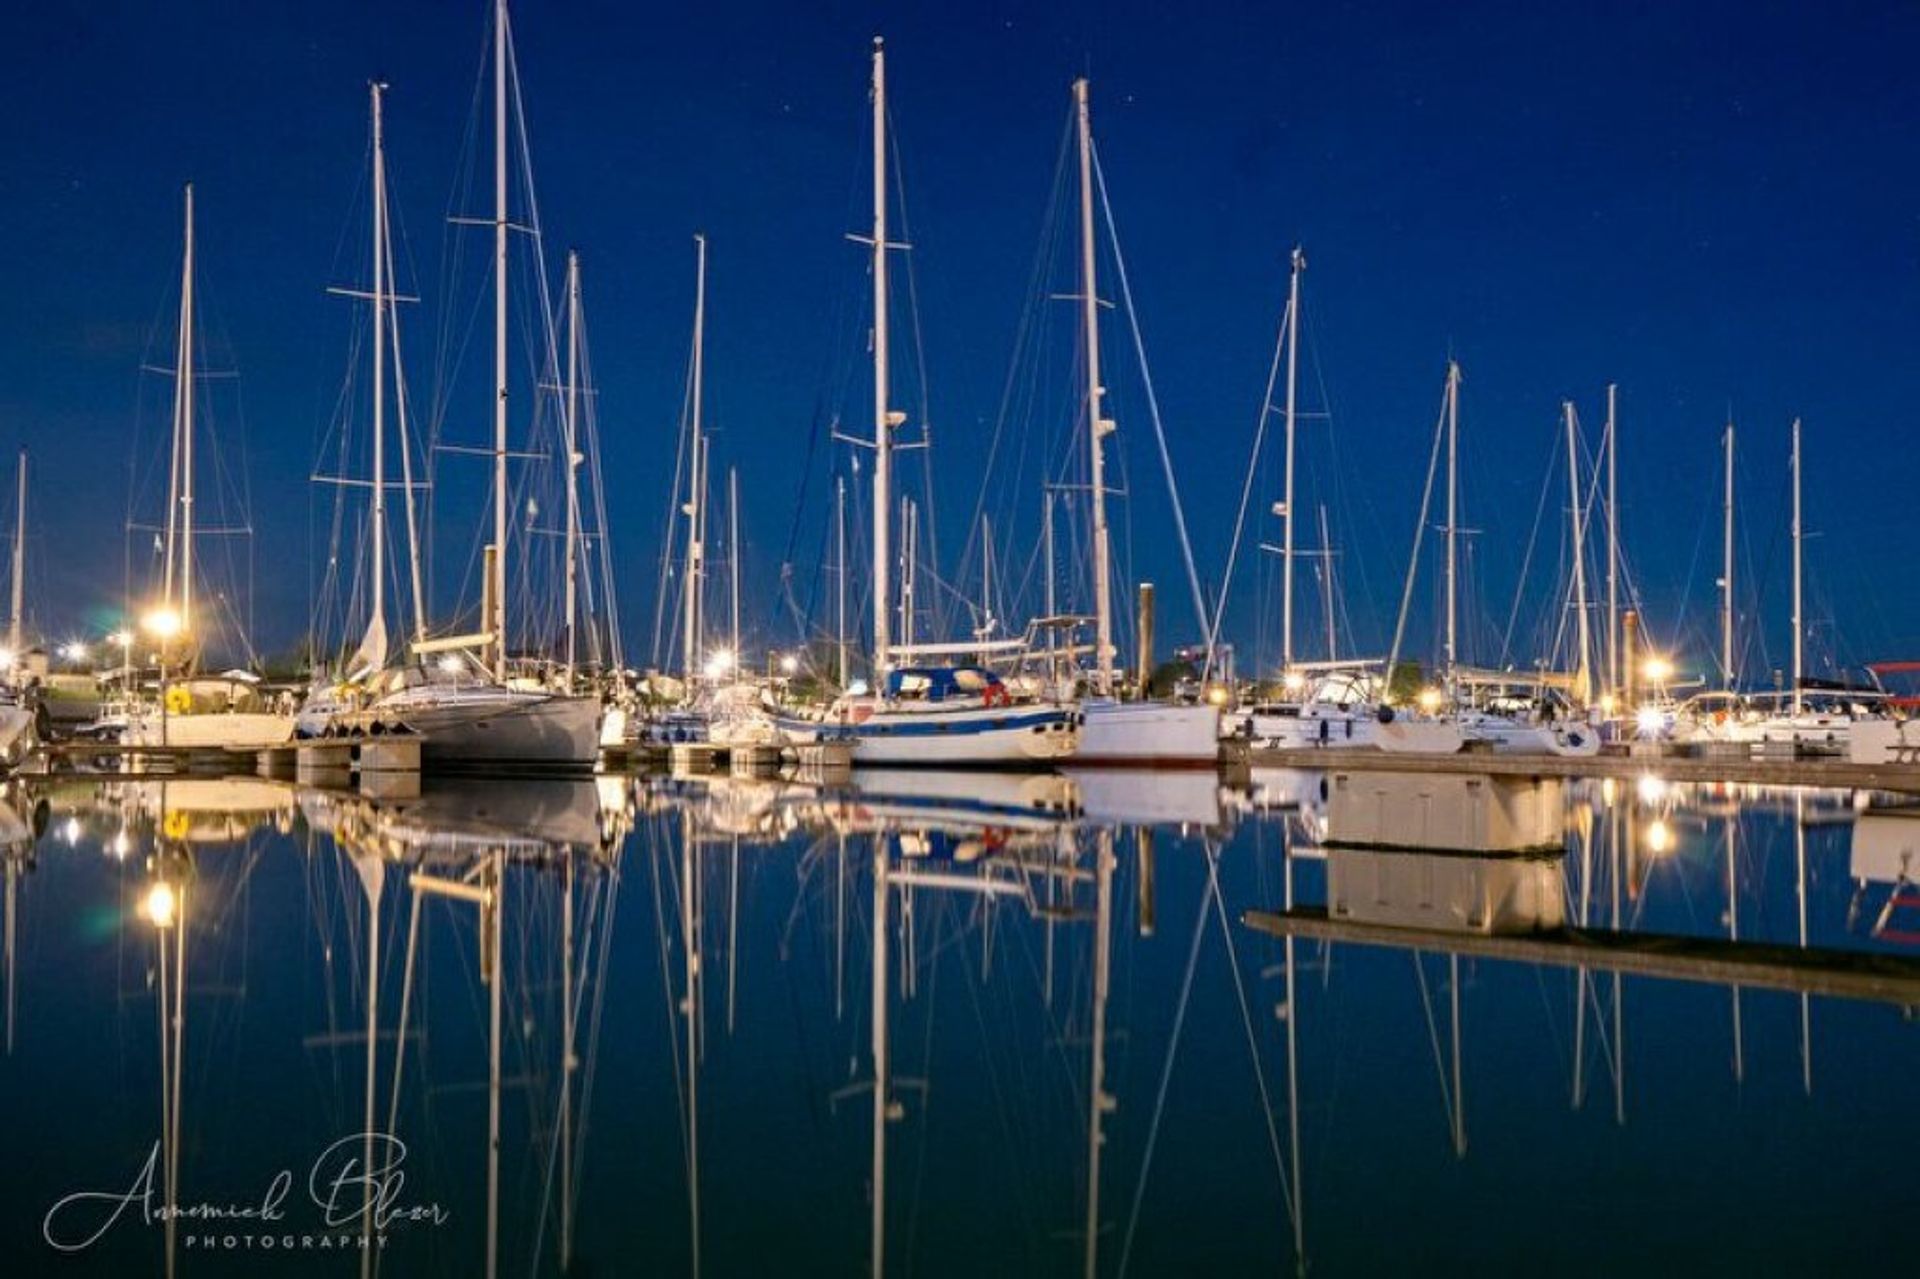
[869,39,895,676]
[1565,402,1591,704]
[1605,382,1617,699]
[1444,360,1460,698]
[490,0,509,679]
[1721,420,1735,689]
[177,183,197,632]
[682,235,707,680]
[563,250,581,686]
[8,450,23,654]
[1075,78,1115,696]
[1279,247,1304,677]
[1791,418,1803,716]
[728,465,740,678]
[836,474,848,688]
[370,83,388,661]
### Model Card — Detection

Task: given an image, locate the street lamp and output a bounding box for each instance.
[142,607,185,746]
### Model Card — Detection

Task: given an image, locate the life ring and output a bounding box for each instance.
[164,686,193,715]
[983,683,1011,708]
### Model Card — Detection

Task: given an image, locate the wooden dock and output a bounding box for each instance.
[1245,743,1920,794]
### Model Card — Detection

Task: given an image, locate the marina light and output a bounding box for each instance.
[1641,655,1674,683]
[704,649,736,680]
[779,653,799,675]
[1282,669,1306,693]
[143,881,178,930]
[1416,687,1444,713]
[1598,693,1617,715]
[1635,705,1666,738]
[0,649,14,672]
[437,655,465,676]
[61,641,88,664]
[141,607,183,640]
[1205,684,1228,706]
[112,630,133,648]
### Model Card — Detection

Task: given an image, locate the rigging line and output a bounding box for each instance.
[1496,421,1560,670]
[1386,385,1450,680]
[887,104,946,638]
[1410,952,1456,1136]
[1206,282,1289,674]
[1206,852,1297,1228]
[1090,144,1209,655]
[1116,845,1214,1279]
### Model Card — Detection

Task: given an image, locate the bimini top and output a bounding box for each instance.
[885,665,1003,702]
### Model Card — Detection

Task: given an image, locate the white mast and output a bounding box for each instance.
[728,465,740,679]
[1279,246,1304,677]
[1444,359,1460,700]
[1565,402,1591,704]
[7,450,23,655]
[1721,419,1735,689]
[836,474,848,688]
[1791,417,1803,716]
[490,0,510,679]
[1605,382,1617,699]
[1318,502,1337,663]
[369,83,388,668]
[869,39,896,677]
[1075,78,1115,696]
[563,249,581,686]
[175,183,197,633]
[682,235,707,680]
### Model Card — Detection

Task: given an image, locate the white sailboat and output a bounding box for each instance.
[783,39,1078,768]
[0,451,44,766]
[1056,77,1218,766]
[318,14,598,770]
[124,185,295,751]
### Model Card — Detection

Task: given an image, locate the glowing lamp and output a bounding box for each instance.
[1416,687,1444,714]
[143,881,178,929]
[1635,705,1666,738]
[779,654,799,676]
[1641,656,1674,684]
[142,608,183,640]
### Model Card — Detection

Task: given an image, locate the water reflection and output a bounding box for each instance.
[0,765,1913,1274]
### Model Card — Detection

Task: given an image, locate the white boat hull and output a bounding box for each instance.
[124,710,297,751]
[355,692,601,771]
[1460,714,1601,757]
[784,702,1079,767]
[1074,700,1219,765]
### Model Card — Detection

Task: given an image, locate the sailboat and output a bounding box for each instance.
[0,451,45,766]
[778,40,1078,768]
[123,185,296,751]
[313,15,599,771]
[1054,78,1220,766]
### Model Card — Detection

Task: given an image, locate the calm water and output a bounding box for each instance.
[0,766,1914,1276]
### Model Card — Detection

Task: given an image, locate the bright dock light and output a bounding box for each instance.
[61,641,88,663]
[143,881,178,929]
[1416,687,1444,713]
[142,608,183,640]
[779,653,799,675]
[1642,655,1674,683]
[704,649,736,680]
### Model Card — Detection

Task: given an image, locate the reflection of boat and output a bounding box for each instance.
[121,777,296,844]
[1068,767,1222,828]
[299,777,618,863]
[830,767,1081,835]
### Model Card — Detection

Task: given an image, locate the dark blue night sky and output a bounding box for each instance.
[3,2,1916,676]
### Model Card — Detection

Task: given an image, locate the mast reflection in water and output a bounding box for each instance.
[0,765,1914,1275]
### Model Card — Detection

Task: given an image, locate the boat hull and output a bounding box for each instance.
[358,693,601,772]
[124,711,297,751]
[1073,700,1219,766]
[784,703,1079,767]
